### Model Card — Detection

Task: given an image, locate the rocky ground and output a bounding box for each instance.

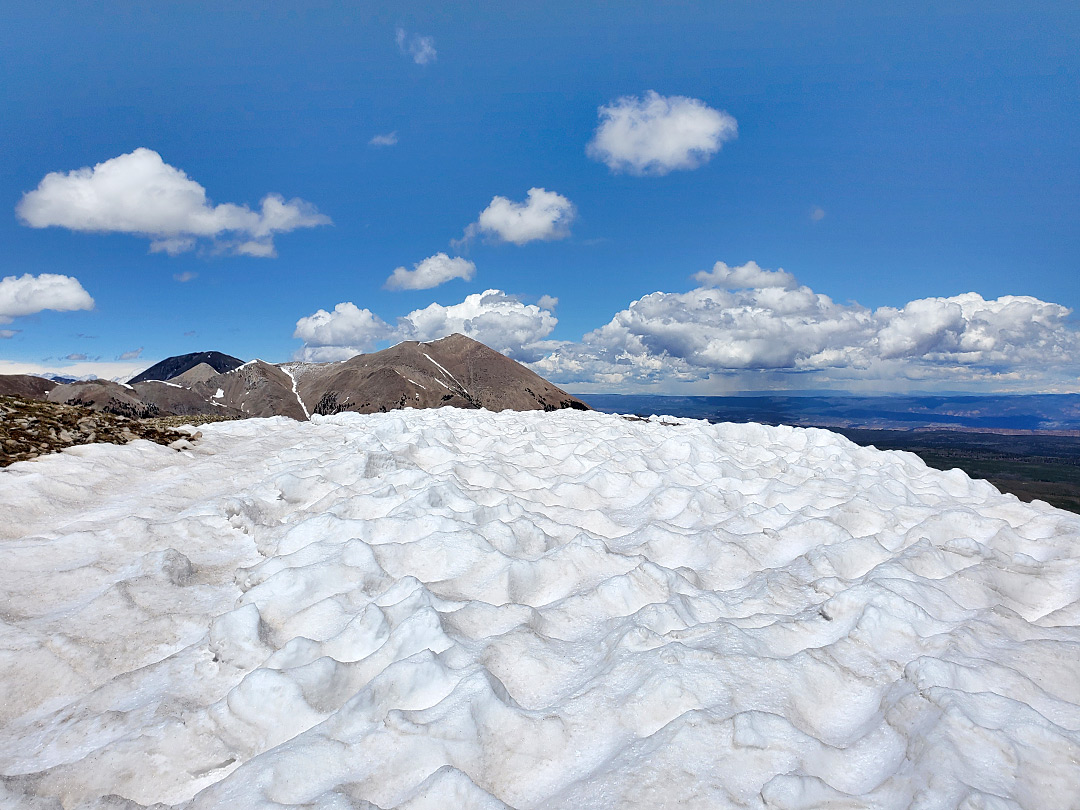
[0,395,229,467]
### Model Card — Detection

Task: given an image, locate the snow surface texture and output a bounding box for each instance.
[2,409,1080,809]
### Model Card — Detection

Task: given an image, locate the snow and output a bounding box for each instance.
[423,352,468,393]
[146,378,183,388]
[280,366,310,419]
[213,388,225,398]
[2,408,1079,809]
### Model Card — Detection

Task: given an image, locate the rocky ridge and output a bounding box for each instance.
[0,396,200,467]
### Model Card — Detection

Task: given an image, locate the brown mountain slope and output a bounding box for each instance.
[195,361,308,420]
[47,379,245,419]
[294,334,589,416]
[0,374,58,401]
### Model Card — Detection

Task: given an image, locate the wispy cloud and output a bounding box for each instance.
[173,271,198,283]
[396,28,436,65]
[17,148,331,258]
[369,132,399,147]
[117,347,143,361]
[810,206,826,222]
[0,357,150,381]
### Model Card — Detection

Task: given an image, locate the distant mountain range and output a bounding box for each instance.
[585,393,1080,434]
[0,335,589,420]
[7,343,1077,433]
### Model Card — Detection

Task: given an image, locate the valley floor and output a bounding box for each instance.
[835,429,1080,515]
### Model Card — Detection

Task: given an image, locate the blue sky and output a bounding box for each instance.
[1,1,1077,393]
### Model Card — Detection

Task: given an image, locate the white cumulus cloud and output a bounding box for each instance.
[586,91,737,175]
[385,253,475,291]
[693,260,797,290]
[0,273,94,324]
[293,290,558,363]
[396,28,436,65]
[459,188,576,246]
[397,290,557,360]
[17,148,330,257]
[529,262,1080,392]
[293,303,392,361]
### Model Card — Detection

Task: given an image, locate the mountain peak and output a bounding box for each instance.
[129,351,244,384]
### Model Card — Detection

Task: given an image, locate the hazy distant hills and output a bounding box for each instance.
[0,335,589,421]
[585,393,1080,433]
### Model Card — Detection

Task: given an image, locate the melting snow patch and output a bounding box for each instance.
[281,366,310,419]
[1,409,1079,808]
[423,352,468,393]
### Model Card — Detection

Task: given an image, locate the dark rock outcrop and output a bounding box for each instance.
[129,351,244,384]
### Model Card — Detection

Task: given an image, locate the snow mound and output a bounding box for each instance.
[2,409,1079,808]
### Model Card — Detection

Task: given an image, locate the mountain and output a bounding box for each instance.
[128,351,244,384]
[28,335,588,421]
[45,378,245,419]
[292,333,590,415]
[194,360,308,420]
[0,374,59,401]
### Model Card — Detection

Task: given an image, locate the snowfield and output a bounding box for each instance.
[2,408,1079,809]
